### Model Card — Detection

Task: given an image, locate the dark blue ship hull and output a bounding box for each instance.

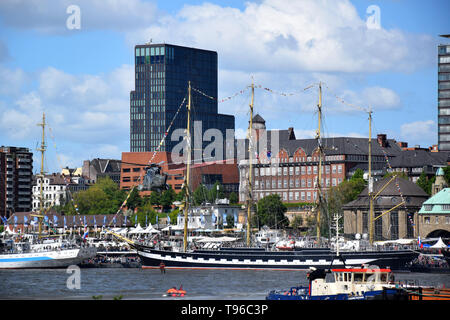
[135,245,419,271]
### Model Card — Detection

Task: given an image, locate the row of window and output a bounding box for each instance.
[424,204,450,211]
[254,177,342,189]
[253,191,318,202]
[253,164,343,177]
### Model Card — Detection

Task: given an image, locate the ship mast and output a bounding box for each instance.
[246,79,255,247]
[316,82,323,246]
[36,112,46,238]
[368,110,374,244]
[183,81,192,252]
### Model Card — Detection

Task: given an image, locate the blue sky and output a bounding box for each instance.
[0,0,449,174]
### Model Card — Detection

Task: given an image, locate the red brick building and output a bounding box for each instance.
[120,151,239,196]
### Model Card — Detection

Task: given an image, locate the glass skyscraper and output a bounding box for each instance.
[130,43,235,154]
[438,35,450,150]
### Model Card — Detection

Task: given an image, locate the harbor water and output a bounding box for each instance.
[1,268,450,300]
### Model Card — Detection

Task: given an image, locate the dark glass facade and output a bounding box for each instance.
[130,43,235,154]
[438,38,450,150]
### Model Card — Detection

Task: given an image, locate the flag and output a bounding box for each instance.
[134,215,137,226]
[73,216,76,227]
[113,217,116,227]
[200,214,205,226]
[145,215,148,227]
[64,216,67,228]
[83,216,86,227]
[234,213,238,223]
[223,214,227,226]
[24,216,28,227]
[82,230,89,240]
[103,216,106,227]
[124,215,127,226]
[53,215,58,227]
[14,215,18,228]
[167,215,171,224]
[156,215,159,224]
[93,216,97,228]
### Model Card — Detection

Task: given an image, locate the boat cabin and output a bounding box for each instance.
[309,267,393,297]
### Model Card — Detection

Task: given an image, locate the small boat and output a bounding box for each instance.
[266,266,399,300]
[166,285,186,297]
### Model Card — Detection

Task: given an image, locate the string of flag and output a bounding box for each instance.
[110,96,187,224]
[379,139,413,229]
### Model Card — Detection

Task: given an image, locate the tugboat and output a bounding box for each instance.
[266,266,398,300]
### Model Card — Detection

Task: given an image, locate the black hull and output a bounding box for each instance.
[135,246,419,271]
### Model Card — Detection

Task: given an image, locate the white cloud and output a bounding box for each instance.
[400,120,436,146]
[0,65,132,170]
[130,0,433,74]
[0,0,158,33]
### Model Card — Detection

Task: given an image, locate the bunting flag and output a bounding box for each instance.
[379,146,412,229]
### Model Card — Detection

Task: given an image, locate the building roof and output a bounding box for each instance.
[252,114,266,124]
[91,158,121,173]
[388,150,450,168]
[343,176,429,210]
[418,188,450,215]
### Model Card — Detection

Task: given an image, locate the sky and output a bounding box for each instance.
[0,0,449,174]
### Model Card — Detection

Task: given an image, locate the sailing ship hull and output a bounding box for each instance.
[0,247,97,269]
[136,247,419,271]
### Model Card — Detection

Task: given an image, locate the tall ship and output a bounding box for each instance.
[0,113,96,269]
[118,80,419,271]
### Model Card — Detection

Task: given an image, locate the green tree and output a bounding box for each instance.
[192,184,208,205]
[148,191,161,206]
[255,194,289,229]
[228,192,238,205]
[71,177,126,215]
[161,186,176,211]
[416,171,435,195]
[126,187,142,211]
[208,181,225,203]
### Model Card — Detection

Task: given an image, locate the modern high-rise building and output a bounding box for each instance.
[0,146,33,218]
[438,34,450,150]
[130,43,235,155]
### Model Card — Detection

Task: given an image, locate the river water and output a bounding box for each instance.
[1,268,450,300]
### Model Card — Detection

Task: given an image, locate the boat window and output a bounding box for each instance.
[347,273,352,282]
[354,273,364,282]
[380,273,388,282]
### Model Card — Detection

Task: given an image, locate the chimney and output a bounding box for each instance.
[377,134,387,147]
[397,141,408,149]
[288,127,296,140]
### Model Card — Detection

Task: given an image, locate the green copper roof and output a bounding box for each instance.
[418,188,450,215]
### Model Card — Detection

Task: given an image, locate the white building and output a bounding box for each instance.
[176,201,243,231]
[32,174,69,210]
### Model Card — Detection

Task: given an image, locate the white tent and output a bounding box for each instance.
[143,224,160,234]
[128,224,144,234]
[431,237,448,248]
